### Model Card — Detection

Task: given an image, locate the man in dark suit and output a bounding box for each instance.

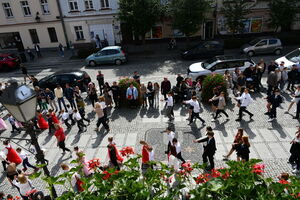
[267,89,283,122]
[193,127,217,170]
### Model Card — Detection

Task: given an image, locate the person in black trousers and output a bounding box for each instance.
[294,100,300,119]
[267,89,283,122]
[170,138,185,164]
[237,136,251,162]
[287,65,299,92]
[161,78,171,100]
[111,81,120,108]
[107,144,120,170]
[289,126,300,174]
[193,128,216,170]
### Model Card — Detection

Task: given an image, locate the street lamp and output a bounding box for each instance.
[0,81,57,198]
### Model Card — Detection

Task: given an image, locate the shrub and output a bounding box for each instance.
[118,77,141,107]
[201,74,228,103]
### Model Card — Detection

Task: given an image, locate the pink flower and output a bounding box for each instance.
[181,161,193,173]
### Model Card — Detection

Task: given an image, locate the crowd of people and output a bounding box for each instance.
[0,59,299,199]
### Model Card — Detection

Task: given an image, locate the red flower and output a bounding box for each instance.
[87,158,101,171]
[252,164,265,175]
[102,171,111,180]
[211,169,221,178]
[120,146,135,157]
[278,180,290,185]
[195,173,209,184]
[221,171,230,179]
[26,189,38,197]
[181,162,193,173]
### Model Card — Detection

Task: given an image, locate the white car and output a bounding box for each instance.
[187,56,255,80]
[275,48,300,69]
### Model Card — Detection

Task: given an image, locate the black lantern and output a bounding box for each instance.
[0,82,37,122]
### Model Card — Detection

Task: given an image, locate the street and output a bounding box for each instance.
[0,46,299,196]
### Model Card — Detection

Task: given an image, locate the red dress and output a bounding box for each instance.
[108,144,124,163]
[38,114,49,129]
[142,145,149,164]
[51,113,59,124]
[6,145,22,165]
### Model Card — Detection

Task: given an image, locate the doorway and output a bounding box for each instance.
[204,21,214,40]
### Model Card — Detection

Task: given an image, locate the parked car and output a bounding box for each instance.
[276,48,300,68]
[0,53,20,71]
[181,40,224,59]
[241,37,282,57]
[85,46,127,66]
[38,70,90,91]
[187,56,255,80]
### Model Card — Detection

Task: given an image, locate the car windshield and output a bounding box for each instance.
[285,48,300,63]
[248,38,261,46]
[202,57,217,69]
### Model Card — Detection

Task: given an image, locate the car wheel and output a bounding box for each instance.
[115,59,122,65]
[89,61,96,67]
[274,49,282,55]
[247,51,254,57]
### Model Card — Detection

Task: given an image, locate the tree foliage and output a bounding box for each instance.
[118,0,164,43]
[221,0,252,34]
[168,0,211,38]
[269,0,298,32]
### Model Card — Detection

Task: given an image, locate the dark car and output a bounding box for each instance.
[0,53,20,71]
[181,41,224,60]
[38,70,90,91]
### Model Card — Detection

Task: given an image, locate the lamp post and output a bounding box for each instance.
[0,82,57,198]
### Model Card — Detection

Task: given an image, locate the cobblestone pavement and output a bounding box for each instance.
[0,56,299,196]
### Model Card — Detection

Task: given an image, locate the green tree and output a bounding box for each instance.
[221,0,252,34]
[269,0,298,32]
[118,0,164,44]
[168,0,211,39]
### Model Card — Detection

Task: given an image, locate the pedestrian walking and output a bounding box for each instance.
[147,82,155,107]
[286,85,300,113]
[111,81,120,108]
[170,138,186,164]
[94,102,109,132]
[0,117,7,131]
[59,110,71,129]
[16,148,38,172]
[280,67,289,91]
[267,71,278,96]
[223,128,244,160]
[164,92,174,121]
[36,110,49,130]
[7,114,21,133]
[73,109,86,132]
[54,85,67,111]
[74,86,84,108]
[58,43,65,57]
[140,140,150,174]
[161,78,171,100]
[34,44,42,58]
[96,71,104,95]
[176,74,184,87]
[267,89,283,122]
[289,126,300,174]
[140,83,147,107]
[64,84,76,109]
[154,82,160,106]
[88,82,98,108]
[183,96,206,126]
[287,65,299,92]
[2,140,23,166]
[267,61,277,74]
[98,96,108,122]
[12,174,35,200]
[54,124,71,154]
[46,113,55,134]
[235,88,254,121]
[107,137,123,170]
[103,82,112,107]
[26,47,35,61]
[232,67,240,96]
[193,128,216,171]
[20,64,28,84]
[294,99,300,119]
[162,127,175,155]
[126,84,138,108]
[133,71,140,84]
[210,92,229,122]
[45,88,57,111]
[236,136,250,162]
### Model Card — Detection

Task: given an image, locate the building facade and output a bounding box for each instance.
[58,0,121,47]
[0,0,67,50]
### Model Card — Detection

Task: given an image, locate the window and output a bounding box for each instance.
[100,0,109,8]
[2,3,13,18]
[29,29,40,44]
[68,0,78,11]
[85,0,94,10]
[20,1,31,16]
[269,39,278,45]
[74,26,84,40]
[47,28,58,43]
[40,0,50,14]
[256,40,267,47]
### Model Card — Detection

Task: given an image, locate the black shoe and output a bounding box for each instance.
[264,112,270,115]
[235,118,241,121]
[188,122,192,125]
[293,117,299,119]
[250,114,254,120]
[165,151,169,154]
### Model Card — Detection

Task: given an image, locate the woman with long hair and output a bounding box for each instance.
[223,128,244,160]
[140,83,148,107]
[237,136,250,162]
[147,82,155,107]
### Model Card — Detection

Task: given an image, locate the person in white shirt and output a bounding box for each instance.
[59,109,71,129]
[165,92,174,121]
[12,174,34,199]
[235,88,254,121]
[16,148,38,172]
[183,96,206,125]
[286,85,300,113]
[54,85,67,111]
[171,138,185,164]
[73,109,86,132]
[61,163,83,192]
[162,127,175,154]
[66,104,75,125]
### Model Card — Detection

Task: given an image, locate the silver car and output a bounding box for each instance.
[241,37,283,57]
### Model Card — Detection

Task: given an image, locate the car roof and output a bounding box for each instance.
[101,46,121,50]
[255,36,280,40]
[53,70,85,76]
[214,55,251,62]
[0,53,13,57]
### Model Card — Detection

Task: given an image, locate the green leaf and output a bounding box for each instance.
[28,171,41,179]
